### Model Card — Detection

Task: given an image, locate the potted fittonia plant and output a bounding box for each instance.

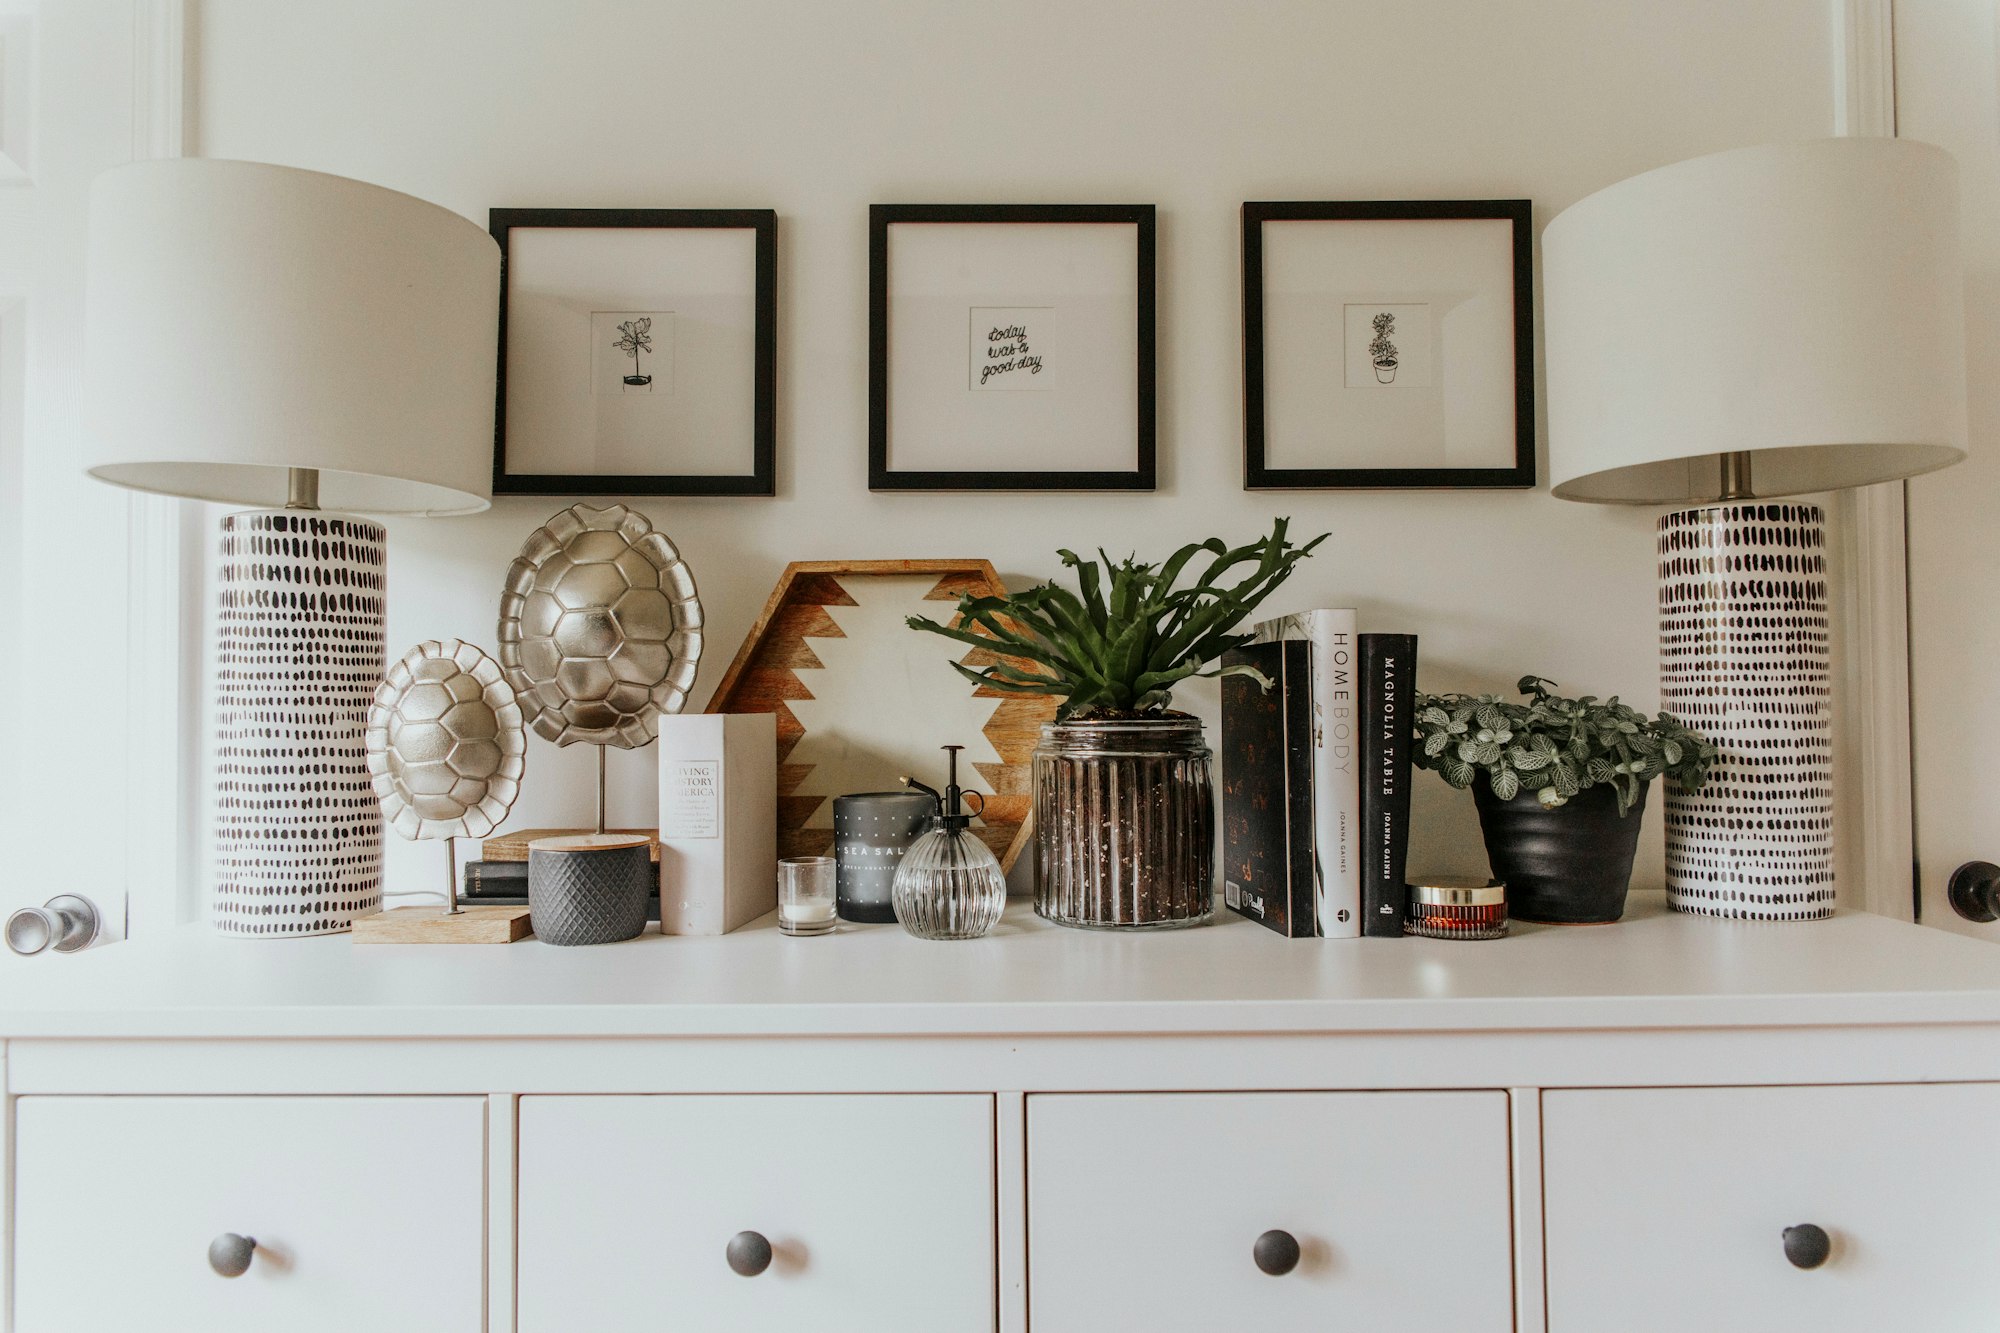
[1369,310,1399,383]
[612,317,654,387]
[1413,676,1717,923]
[909,519,1325,930]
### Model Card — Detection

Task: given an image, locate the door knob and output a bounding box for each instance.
[1253,1229,1300,1276]
[1782,1223,1831,1270]
[726,1230,772,1277]
[208,1233,257,1277]
[5,895,100,955]
[1948,862,2000,922]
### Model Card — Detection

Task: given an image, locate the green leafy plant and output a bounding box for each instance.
[906,519,1327,721]
[1412,675,1716,815]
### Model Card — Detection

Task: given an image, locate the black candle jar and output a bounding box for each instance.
[833,792,935,922]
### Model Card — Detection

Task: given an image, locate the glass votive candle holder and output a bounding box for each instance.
[778,856,837,936]
[1406,877,1508,940]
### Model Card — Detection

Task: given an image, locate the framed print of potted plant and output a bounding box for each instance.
[1412,676,1716,923]
[491,208,777,497]
[869,203,1156,491]
[1241,199,1535,490]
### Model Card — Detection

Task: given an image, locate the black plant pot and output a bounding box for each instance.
[1471,777,1648,924]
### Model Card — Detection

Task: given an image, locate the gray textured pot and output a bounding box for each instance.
[528,834,652,945]
[1471,777,1648,924]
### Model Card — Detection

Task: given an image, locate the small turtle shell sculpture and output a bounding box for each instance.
[497,503,703,748]
[365,639,527,840]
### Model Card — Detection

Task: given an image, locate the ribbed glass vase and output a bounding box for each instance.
[1032,718,1214,929]
[891,826,1007,940]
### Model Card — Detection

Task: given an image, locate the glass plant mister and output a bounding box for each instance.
[892,745,1006,940]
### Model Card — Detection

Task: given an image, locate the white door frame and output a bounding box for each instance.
[122,0,203,934]
[1830,0,1919,921]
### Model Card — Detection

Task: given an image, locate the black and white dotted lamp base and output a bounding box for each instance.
[1659,503,1834,921]
[213,511,387,935]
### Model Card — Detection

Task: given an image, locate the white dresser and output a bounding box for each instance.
[5,894,2000,1332]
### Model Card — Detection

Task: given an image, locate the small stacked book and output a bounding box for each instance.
[461,857,663,923]
[480,828,661,863]
[1224,611,1418,937]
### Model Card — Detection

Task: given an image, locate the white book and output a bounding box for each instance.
[656,713,777,935]
[1253,610,1360,936]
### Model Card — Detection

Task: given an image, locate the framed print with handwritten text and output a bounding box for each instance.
[1242,200,1533,490]
[869,204,1155,491]
[492,208,776,496]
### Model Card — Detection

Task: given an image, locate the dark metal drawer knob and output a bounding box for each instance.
[1949,862,2000,922]
[1782,1223,1831,1270]
[727,1230,773,1277]
[207,1233,257,1278]
[1253,1228,1300,1276]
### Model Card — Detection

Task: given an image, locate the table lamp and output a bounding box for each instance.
[83,159,500,936]
[1544,138,1966,921]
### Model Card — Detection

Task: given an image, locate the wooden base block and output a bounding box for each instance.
[351,905,534,944]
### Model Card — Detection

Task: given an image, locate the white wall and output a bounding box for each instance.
[1899,0,2000,935]
[194,0,1838,899]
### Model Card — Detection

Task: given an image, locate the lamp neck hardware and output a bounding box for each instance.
[284,466,321,511]
[1718,451,1755,502]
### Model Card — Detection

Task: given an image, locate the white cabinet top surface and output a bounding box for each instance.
[5,895,2000,1040]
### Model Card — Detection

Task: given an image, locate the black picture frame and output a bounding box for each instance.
[491,207,777,497]
[1241,199,1535,490]
[869,203,1156,491]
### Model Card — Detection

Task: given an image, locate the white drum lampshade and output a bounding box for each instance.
[1544,138,1966,920]
[84,159,501,935]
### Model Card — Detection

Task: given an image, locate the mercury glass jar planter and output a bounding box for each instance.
[1032,717,1215,929]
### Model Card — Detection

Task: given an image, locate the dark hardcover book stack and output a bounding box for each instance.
[462,860,663,922]
[462,860,529,899]
[1358,634,1418,936]
[1220,640,1317,937]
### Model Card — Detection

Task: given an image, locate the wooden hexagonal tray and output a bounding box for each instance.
[706,559,1056,870]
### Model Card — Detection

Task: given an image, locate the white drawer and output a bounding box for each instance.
[1026,1091,1513,1332]
[1543,1083,2000,1331]
[12,1095,486,1332]
[516,1093,995,1332]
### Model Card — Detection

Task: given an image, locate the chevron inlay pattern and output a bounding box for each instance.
[709,563,1058,867]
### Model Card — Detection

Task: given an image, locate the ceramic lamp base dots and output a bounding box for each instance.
[1658,503,1834,921]
[212,511,387,935]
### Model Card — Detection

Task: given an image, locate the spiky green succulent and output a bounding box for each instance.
[1413,675,1716,815]
[907,519,1326,721]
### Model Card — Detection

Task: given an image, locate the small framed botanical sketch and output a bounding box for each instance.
[870,203,1155,491]
[492,208,776,496]
[1242,200,1534,489]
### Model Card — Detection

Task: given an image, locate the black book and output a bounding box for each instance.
[462,860,529,899]
[1220,640,1317,937]
[1359,633,1418,936]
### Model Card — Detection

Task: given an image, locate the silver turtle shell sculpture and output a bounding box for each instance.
[365,639,527,840]
[496,503,703,748]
